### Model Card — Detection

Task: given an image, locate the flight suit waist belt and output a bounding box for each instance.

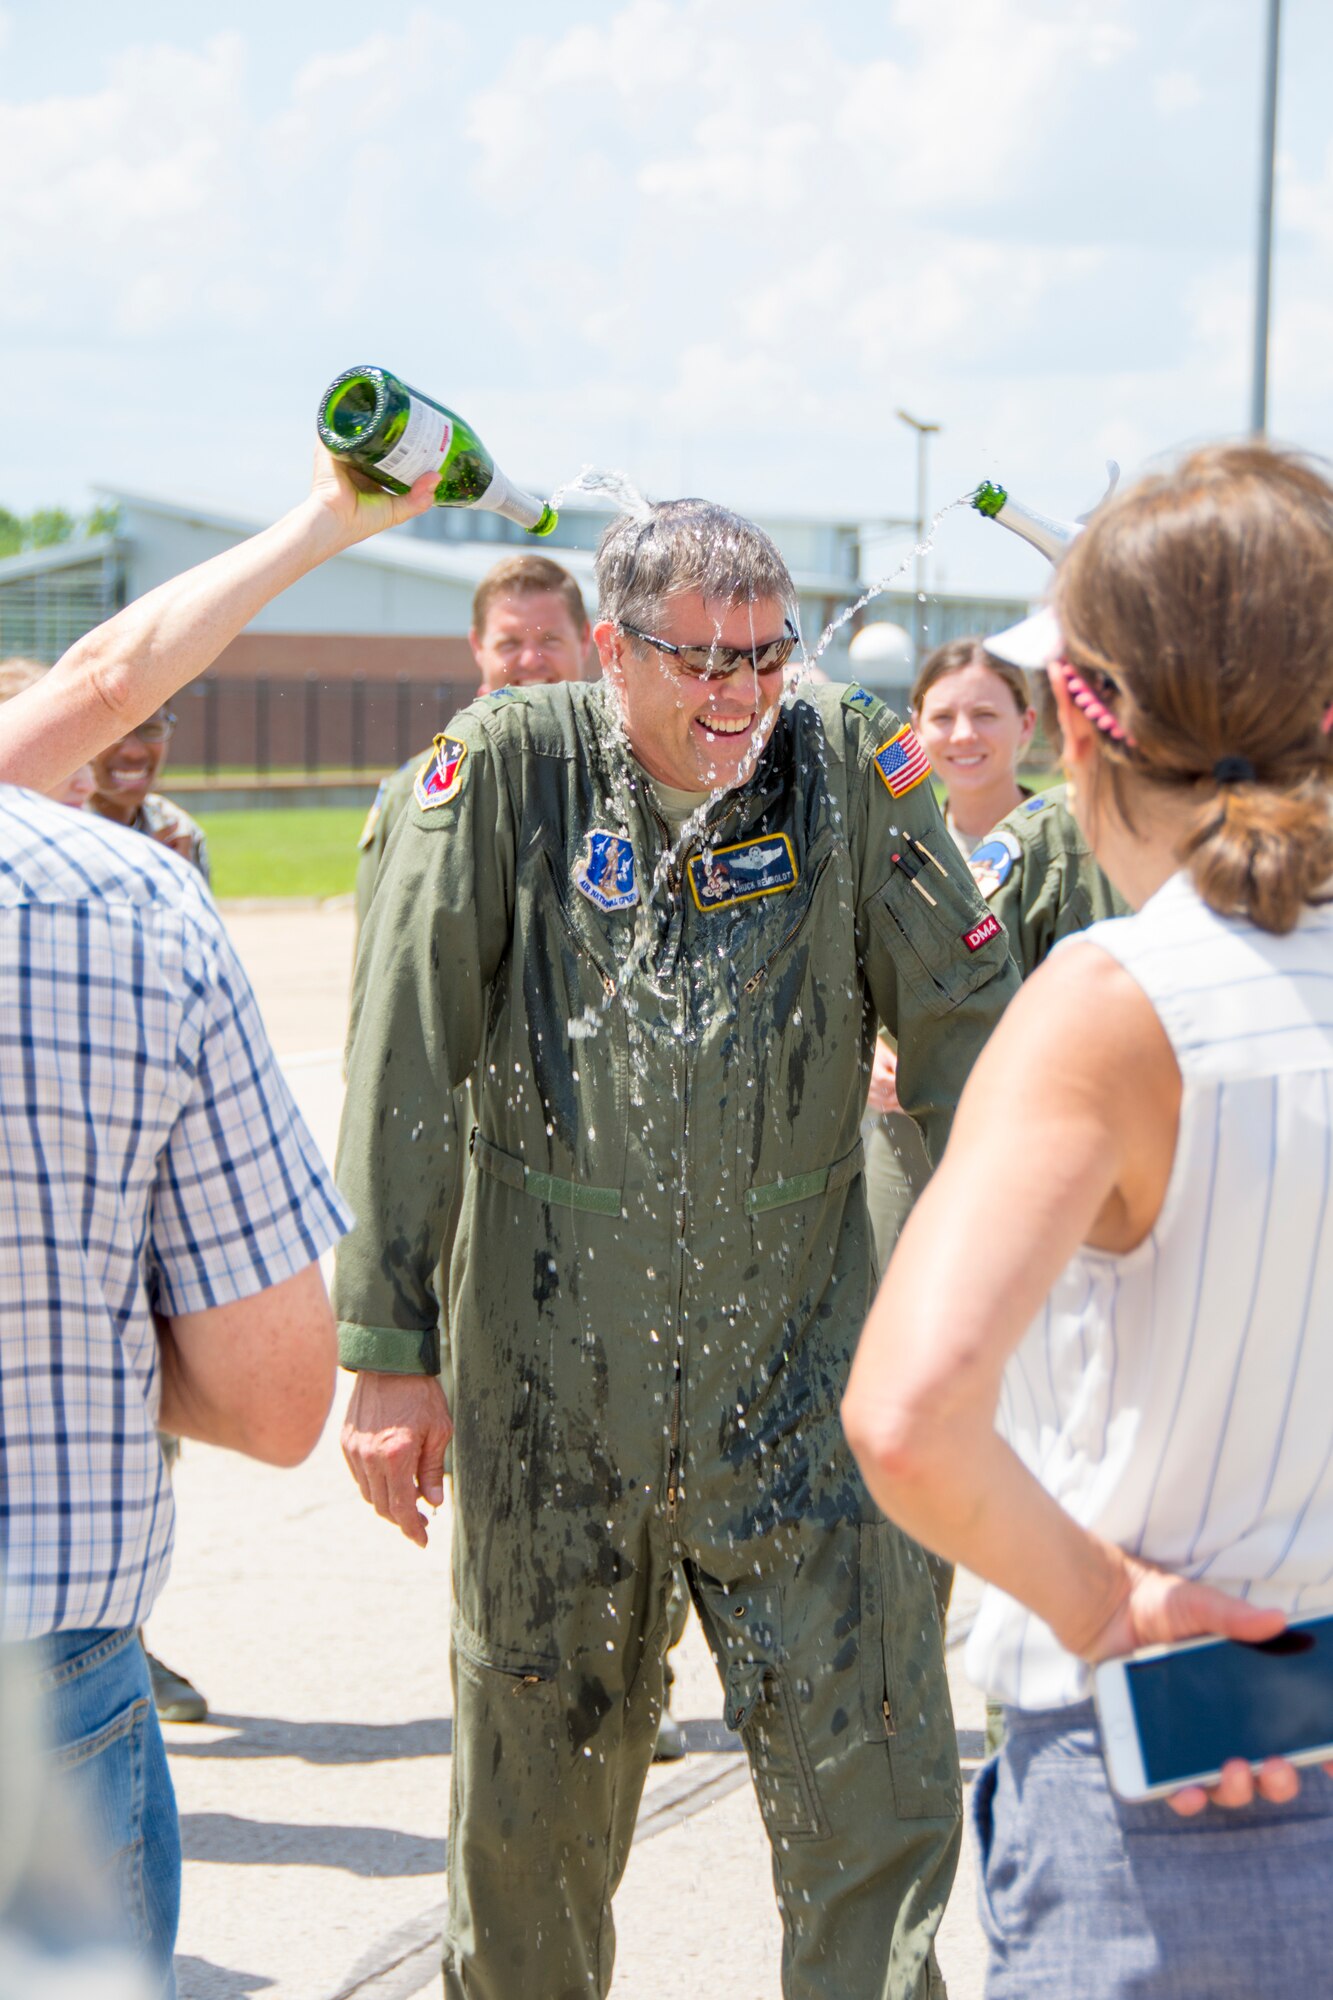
[470,1130,865,1217]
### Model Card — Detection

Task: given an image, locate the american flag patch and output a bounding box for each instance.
[873,726,931,799]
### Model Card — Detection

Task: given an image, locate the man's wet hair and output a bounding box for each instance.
[595,499,796,634]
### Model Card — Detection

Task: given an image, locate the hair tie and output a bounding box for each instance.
[1213,756,1256,784]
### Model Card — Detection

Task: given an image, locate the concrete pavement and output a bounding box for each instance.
[153,903,989,1999]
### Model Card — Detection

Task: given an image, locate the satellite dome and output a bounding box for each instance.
[848,621,914,674]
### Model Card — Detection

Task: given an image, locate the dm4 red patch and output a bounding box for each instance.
[964,911,1002,953]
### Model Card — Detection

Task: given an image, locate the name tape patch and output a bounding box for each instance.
[873,725,932,799]
[414,735,468,811]
[573,830,638,912]
[964,911,1002,953]
[688,833,797,911]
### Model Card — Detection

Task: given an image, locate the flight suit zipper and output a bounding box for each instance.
[666,1055,689,1536]
[740,851,834,994]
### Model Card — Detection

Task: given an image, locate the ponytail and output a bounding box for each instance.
[1182,777,1333,936]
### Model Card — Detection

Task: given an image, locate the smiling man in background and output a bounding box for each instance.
[89,705,210,881]
[353,552,590,929]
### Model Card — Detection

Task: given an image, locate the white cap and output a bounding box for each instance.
[983,604,1061,671]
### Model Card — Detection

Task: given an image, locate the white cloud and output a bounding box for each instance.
[1152,69,1203,113]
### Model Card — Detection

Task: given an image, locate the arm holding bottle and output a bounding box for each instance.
[0,451,437,796]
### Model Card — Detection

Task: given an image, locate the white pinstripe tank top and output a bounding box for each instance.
[967,871,1333,1709]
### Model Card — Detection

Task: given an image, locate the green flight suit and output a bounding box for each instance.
[334,679,1019,2000]
[354,762,416,937]
[968,784,1128,972]
[864,785,1125,1275]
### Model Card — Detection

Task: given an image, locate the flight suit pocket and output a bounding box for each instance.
[858,1522,961,1820]
[451,1614,570,1789]
[699,1583,827,1840]
[867,858,1010,1019]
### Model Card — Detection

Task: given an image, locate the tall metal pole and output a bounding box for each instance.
[895,409,941,662]
[1250,0,1282,435]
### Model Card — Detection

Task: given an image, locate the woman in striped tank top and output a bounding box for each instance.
[843,443,1333,1998]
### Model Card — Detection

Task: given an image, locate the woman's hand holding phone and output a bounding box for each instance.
[1085,1549,1333,1815]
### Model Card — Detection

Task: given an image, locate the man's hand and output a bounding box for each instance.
[308,446,438,551]
[148,811,196,862]
[1080,1551,1325,1816]
[866,1040,901,1117]
[341,1371,453,1548]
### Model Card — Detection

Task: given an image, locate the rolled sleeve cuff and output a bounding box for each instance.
[337,1320,440,1375]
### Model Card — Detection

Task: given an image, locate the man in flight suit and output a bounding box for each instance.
[335,501,1020,1999]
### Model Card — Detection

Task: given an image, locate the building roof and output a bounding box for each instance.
[92,485,596,591]
[0,533,119,585]
[91,487,879,600]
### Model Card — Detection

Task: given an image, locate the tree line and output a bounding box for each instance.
[0,503,121,560]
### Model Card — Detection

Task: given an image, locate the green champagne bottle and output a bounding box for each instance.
[970,481,1079,563]
[317,366,557,536]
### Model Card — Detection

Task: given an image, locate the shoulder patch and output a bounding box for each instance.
[1023,792,1051,815]
[842,684,884,720]
[414,734,468,811]
[573,831,638,913]
[873,725,932,799]
[357,777,388,850]
[688,833,797,911]
[968,830,1022,901]
[482,685,528,704]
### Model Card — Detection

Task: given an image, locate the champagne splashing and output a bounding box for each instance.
[802,493,971,672]
[546,464,654,520]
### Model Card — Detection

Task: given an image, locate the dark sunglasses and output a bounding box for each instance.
[620,618,800,682]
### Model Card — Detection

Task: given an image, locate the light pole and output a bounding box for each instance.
[895,409,941,663]
[1251,0,1282,435]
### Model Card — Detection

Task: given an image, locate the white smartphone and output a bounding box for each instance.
[1092,1612,1333,1802]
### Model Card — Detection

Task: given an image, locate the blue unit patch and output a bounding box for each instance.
[483,686,528,703]
[1023,792,1051,815]
[969,831,1021,901]
[843,685,877,712]
[573,831,638,912]
[688,833,798,912]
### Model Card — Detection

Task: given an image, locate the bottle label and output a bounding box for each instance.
[376,394,452,485]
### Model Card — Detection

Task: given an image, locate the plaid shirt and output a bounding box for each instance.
[0,788,350,1639]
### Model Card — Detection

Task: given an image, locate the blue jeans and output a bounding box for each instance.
[40,1627,180,1998]
[973,1699,1333,1998]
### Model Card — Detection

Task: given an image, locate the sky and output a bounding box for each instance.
[1,0,1330,599]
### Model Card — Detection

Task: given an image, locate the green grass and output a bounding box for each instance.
[199,807,366,899]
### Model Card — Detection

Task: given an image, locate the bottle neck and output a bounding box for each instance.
[974,484,1080,563]
[477,464,556,535]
